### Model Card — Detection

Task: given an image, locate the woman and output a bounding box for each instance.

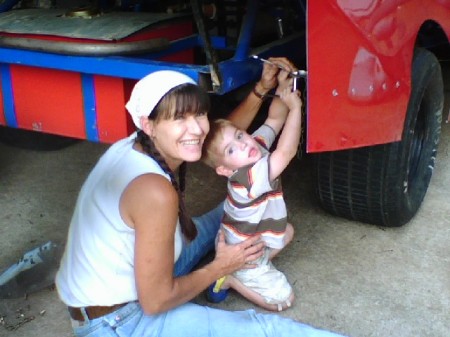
[55,59,345,337]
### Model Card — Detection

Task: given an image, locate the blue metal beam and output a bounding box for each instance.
[0,47,207,81]
[0,32,304,94]
[0,63,17,127]
[81,74,99,142]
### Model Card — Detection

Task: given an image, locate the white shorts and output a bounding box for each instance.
[233,248,293,305]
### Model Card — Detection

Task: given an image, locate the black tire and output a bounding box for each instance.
[0,126,79,151]
[315,48,444,227]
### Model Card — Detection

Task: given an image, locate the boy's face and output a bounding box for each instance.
[215,124,262,176]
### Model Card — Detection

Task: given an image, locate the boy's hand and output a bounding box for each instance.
[279,88,302,111]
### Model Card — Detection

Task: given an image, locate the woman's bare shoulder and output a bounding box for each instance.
[120,173,178,229]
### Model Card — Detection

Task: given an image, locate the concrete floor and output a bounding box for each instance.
[1,72,449,336]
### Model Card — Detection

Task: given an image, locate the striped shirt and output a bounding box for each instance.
[222,124,287,249]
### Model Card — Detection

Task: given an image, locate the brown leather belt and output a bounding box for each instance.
[68,303,127,321]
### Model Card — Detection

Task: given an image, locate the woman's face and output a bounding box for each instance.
[151,112,210,170]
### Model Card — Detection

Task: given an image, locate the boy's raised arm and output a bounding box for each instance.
[263,70,292,135]
[268,88,303,182]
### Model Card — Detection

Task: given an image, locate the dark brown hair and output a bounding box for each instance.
[201,118,234,168]
[137,83,210,241]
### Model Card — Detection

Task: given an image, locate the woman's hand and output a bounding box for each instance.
[275,68,294,94]
[212,230,265,275]
[256,57,297,95]
[228,56,297,132]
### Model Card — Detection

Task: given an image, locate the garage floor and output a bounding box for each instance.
[0,67,449,337]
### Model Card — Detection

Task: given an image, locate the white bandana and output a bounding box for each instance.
[125,70,196,129]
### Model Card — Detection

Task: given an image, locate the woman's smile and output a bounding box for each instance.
[180,139,201,146]
[179,137,204,155]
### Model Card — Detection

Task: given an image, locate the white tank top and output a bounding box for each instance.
[55,132,183,307]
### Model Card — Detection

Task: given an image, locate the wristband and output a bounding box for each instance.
[252,86,267,100]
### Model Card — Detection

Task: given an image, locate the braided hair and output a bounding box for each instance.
[136,83,210,241]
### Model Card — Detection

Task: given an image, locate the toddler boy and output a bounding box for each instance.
[202,74,302,311]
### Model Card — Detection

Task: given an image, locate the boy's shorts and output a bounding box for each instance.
[233,248,292,305]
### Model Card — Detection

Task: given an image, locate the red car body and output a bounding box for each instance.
[307,0,450,152]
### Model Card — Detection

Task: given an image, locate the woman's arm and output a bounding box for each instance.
[227,57,297,130]
[121,174,264,314]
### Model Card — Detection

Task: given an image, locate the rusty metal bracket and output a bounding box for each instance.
[190,0,222,91]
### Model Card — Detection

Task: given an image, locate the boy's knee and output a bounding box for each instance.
[285,223,295,244]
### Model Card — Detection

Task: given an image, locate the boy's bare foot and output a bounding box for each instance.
[224,274,295,312]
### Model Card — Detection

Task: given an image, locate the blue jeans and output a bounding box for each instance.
[72,301,344,337]
[173,202,224,277]
[71,203,346,337]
